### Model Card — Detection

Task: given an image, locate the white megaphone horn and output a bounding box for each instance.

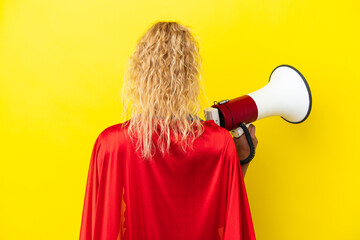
[204,65,312,163]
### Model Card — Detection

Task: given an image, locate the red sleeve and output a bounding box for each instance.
[223,133,256,240]
[79,135,102,240]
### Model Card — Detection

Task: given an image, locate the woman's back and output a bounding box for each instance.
[79,119,256,240]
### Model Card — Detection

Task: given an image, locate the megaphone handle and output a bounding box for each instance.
[234,122,256,165]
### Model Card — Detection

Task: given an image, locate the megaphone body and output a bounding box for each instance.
[204,65,312,138]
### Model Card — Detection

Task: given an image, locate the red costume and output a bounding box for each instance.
[79,119,256,240]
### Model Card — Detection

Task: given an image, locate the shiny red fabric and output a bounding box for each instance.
[79,119,256,240]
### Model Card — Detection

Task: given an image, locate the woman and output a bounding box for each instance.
[80,21,258,240]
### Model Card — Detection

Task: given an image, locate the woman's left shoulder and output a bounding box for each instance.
[98,121,128,143]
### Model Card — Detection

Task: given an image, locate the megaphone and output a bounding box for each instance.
[204,65,312,163]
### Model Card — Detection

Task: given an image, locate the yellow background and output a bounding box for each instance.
[1,0,359,239]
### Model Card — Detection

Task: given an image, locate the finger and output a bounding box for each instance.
[234,133,246,142]
[253,136,258,146]
[249,124,255,135]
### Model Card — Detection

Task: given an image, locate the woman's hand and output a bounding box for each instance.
[233,124,258,160]
[233,124,258,177]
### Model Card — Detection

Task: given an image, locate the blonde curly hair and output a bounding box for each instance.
[119,21,207,160]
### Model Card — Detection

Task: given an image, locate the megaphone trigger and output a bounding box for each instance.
[231,122,252,138]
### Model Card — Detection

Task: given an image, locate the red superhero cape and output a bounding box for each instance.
[79,119,256,240]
